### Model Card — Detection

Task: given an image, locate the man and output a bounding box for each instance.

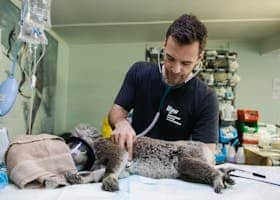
[108,14,219,159]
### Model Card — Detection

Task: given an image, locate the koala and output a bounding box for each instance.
[65,133,235,193]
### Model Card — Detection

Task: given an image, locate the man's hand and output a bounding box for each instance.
[111,119,136,160]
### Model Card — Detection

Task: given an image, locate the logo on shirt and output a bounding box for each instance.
[166,105,182,126]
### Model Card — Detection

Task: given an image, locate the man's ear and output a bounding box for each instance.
[198,51,204,61]
[163,38,167,47]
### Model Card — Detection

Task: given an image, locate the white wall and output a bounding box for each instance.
[63,40,280,133]
[65,43,145,131]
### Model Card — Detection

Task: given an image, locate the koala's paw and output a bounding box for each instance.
[213,168,236,193]
[65,171,83,184]
[45,178,60,189]
[102,175,119,192]
[213,174,224,193]
[218,167,236,186]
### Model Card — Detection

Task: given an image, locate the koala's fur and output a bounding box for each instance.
[65,126,235,193]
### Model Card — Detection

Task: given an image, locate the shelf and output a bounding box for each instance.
[207,82,237,87]
[202,68,237,73]
[217,97,235,101]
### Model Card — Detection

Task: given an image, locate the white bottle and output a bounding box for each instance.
[0,127,10,164]
[235,146,245,164]
[226,145,236,163]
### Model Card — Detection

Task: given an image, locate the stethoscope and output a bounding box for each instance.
[136,49,203,137]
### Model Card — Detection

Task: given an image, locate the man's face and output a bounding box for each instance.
[163,36,202,86]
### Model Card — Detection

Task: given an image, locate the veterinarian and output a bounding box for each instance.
[108,14,219,159]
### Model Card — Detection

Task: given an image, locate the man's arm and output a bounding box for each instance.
[108,104,128,129]
[108,104,136,160]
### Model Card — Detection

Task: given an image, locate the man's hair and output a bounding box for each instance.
[166,14,208,53]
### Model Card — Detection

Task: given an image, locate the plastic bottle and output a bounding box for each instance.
[0,164,8,189]
[235,146,245,164]
[226,145,236,163]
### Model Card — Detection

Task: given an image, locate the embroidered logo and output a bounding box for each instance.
[166,105,182,126]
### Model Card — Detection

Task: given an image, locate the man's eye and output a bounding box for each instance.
[166,56,174,61]
[182,63,191,67]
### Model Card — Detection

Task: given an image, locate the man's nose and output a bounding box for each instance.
[172,63,182,74]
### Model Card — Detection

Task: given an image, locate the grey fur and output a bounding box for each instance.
[65,135,235,193]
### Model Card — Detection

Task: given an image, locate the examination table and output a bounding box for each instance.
[1,163,280,200]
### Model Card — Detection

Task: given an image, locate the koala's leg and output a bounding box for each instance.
[177,156,234,193]
[101,147,129,192]
[65,168,106,184]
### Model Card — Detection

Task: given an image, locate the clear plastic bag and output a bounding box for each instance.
[18,0,49,44]
[18,23,48,45]
[23,0,52,29]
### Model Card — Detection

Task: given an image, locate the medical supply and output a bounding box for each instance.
[235,168,266,178]
[0,164,8,189]
[229,74,241,86]
[226,144,236,163]
[61,129,96,171]
[237,109,259,123]
[235,146,245,164]
[219,102,237,121]
[18,23,48,45]
[219,126,238,143]
[68,139,93,171]
[215,144,226,164]
[0,127,9,164]
[18,0,49,44]
[0,42,20,116]
[230,168,280,187]
[21,0,52,29]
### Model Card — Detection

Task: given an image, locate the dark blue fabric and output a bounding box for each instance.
[115,61,219,143]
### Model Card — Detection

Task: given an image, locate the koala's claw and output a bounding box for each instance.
[212,167,236,193]
[218,167,236,186]
[102,175,119,192]
[65,171,83,184]
[213,175,224,193]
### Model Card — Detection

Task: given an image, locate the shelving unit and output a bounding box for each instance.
[201,50,240,123]
[202,49,240,164]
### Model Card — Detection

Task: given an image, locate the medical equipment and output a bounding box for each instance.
[21,0,51,29]
[27,44,46,135]
[0,128,9,164]
[18,0,50,134]
[235,168,266,178]
[62,133,95,171]
[0,163,8,189]
[19,0,48,45]
[230,174,280,187]
[0,42,21,116]
[137,49,203,137]
[230,168,280,187]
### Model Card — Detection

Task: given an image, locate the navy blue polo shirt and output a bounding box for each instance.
[114,61,219,143]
